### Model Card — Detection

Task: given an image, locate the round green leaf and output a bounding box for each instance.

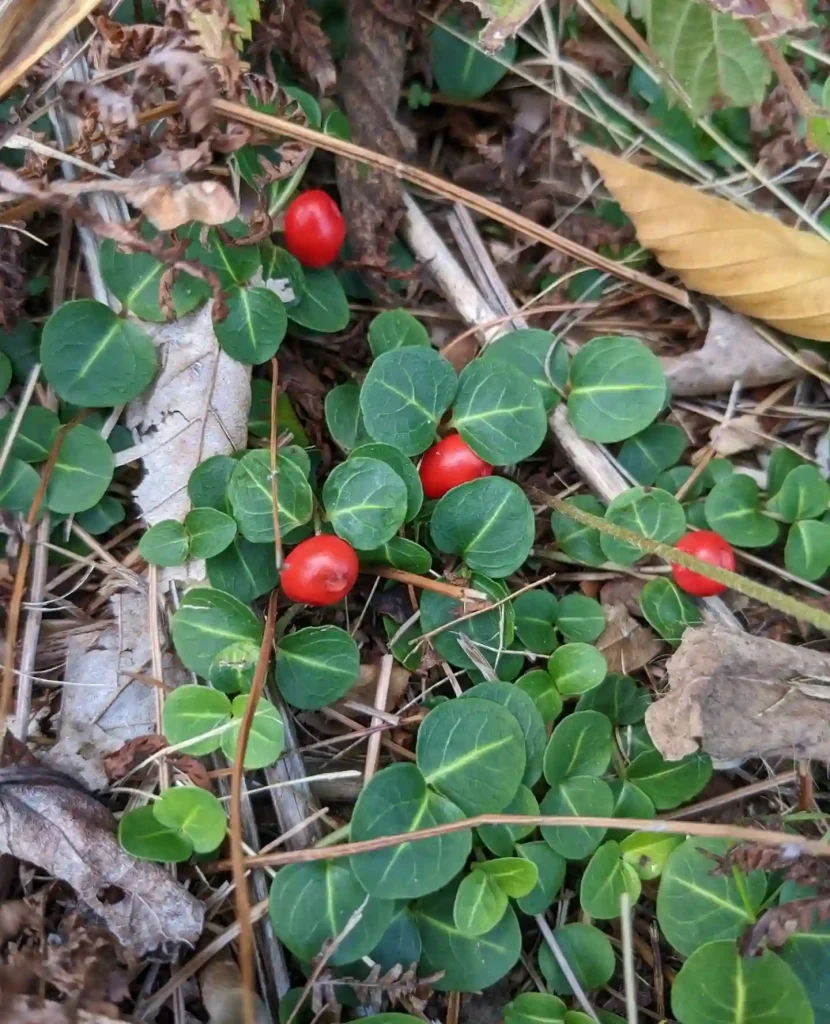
[705,474,779,547]
[206,535,280,603]
[369,909,422,973]
[286,268,350,333]
[162,684,231,754]
[608,779,656,837]
[139,520,189,567]
[617,423,686,485]
[544,710,612,784]
[350,442,422,521]
[184,507,237,559]
[556,594,605,643]
[514,590,559,655]
[414,880,521,991]
[429,476,534,578]
[185,232,259,288]
[323,456,407,548]
[516,670,563,725]
[600,486,686,566]
[481,328,569,411]
[154,786,227,853]
[619,832,683,880]
[0,351,10,397]
[0,457,38,512]
[454,871,508,936]
[350,762,471,899]
[209,640,260,694]
[767,464,830,523]
[768,446,806,497]
[249,382,308,446]
[474,857,539,898]
[45,424,114,514]
[627,749,711,809]
[537,922,615,995]
[576,673,650,725]
[672,941,813,1024]
[452,360,546,465]
[416,697,526,815]
[515,841,566,915]
[567,336,667,443]
[261,242,305,307]
[118,806,192,863]
[214,286,287,364]
[785,519,830,580]
[547,644,607,698]
[100,240,209,322]
[462,681,547,787]
[579,840,641,918]
[419,574,513,671]
[360,347,456,456]
[656,464,705,500]
[430,12,516,100]
[639,577,702,645]
[478,785,539,857]
[275,625,359,709]
[368,309,430,358]
[503,993,567,1024]
[188,454,235,511]
[779,908,830,1017]
[540,776,613,860]
[220,695,285,769]
[0,407,59,462]
[551,495,606,566]
[358,536,432,574]
[76,495,125,535]
[325,382,372,452]
[41,300,157,407]
[171,586,262,677]
[269,860,395,966]
[228,447,313,542]
[657,837,767,956]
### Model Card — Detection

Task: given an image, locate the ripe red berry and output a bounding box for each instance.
[671,530,736,597]
[283,190,346,269]
[280,535,359,606]
[419,432,493,500]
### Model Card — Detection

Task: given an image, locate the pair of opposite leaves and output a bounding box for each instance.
[584,146,830,342]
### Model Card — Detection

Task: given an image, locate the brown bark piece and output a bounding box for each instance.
[646,625,830,762]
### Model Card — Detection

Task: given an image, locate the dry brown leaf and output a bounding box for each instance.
[696,0,811,31]
[583,147,830,341]
[130,180,238,230]
[4,999,126,1024]
[268,0,336,95]
[463,0,545,49]
[345,663,411,710]
[595,602,663,674]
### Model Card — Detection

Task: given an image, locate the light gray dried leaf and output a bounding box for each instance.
[463,0,545,49]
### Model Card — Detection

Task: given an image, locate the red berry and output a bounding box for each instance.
[280,535,359,606]
[283,190,345,269]
[419,432,493,500]
[671,530,735,597]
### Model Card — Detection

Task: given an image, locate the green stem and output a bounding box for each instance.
[732,864,757,923]
[314,823,351,849]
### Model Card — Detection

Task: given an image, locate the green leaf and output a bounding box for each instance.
[350,762,471,899]
[359,536,432,574]
[767,464,830,523]
[537,922,615,995]
[672,941,813,1024]
[185,231,260,289]
[368,309,430,357]
[420,574,513,671]
[228,447,313,542]
[515,841,566,915]
[600,486,686,566]
[325,382,373,452]
[118,806,192,863]
[454,871,508,936]
[0,407,59,462]
[384,615,424,671]
[260,242,305,308]
[41,300,157,407]
[656,464,704,500]
[785,519,830,580]
[619,832,683,880]
[0,458,38,513]
[540,776,613,859]
[162,684,230,754]
[286,268,350,333]
[430,12,516,100]
[768,447,806,497]
[639,577,702,644]
[481,329,569,411]
[76,495,125,535]
[414,880,522,991]
[453,360,546,465]
[0,352,10,396]
[657,838,766,956]
[555,594,605,643]
[184,507,236,559]
[648,0,772,114]
[213,286,287,364]
[705,474,779,547]
[140,520,189,567]
[248,381,308,445]
[567,336,666,443]
[369,910,422,973]
[576,673,650,725]
[188,454,236,511]
[462,681,547,787]
[779,911,830,1017]
[579,841,641,919]
[323,456,408,548]
[209,640,260,694]
[275,625,359,709]
[171,587,262,677]
[206,535,279,603]
[269,861,396,966]
[503,992,567,1024]
[608,779,656,837]
[544,710,612,783]
[551,495,606,566]
[627,749,711,809]
[350,442,423,521]
[153,786,227,853]
[429,476,534,578]
[416,697,526,815]
[0,319,38,382]
[220,695,285,769]
[45,424,114,514]
[360,347,456,456]
[515,670,562,725]
[478,785,539,857]
[475,857,539,898]
[228,0,260,38]
[547,644,607,699]
[100,240,209,322]
[514,590,559,655]
[617,423,687,485]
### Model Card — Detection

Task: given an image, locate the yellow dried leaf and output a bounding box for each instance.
[583,146,830,342]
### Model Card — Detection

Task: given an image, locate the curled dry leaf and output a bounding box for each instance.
[134,47,216,134]
[130,180,239,231]
[61,81,139,130]
[464,0,545,49]
[595,602,663,674]
[267,0,337,95]
[584,147,830,341]
[0,764,204,957]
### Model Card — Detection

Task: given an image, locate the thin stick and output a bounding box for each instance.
[535,915,599,1022]
[365,567,488,602]
[270,358,282,570]
[0,362,40,481]
[620,893,639,1024]
[364,654,394,784]
[661,769,799,820]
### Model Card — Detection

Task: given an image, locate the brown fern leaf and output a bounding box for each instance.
[0,224,26,332]
[742,896,830,954]
[710,842,830,890]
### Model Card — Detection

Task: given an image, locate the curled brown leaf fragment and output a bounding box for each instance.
[464,0,545,49]
[584,146,830,341]
[131,179,238,230]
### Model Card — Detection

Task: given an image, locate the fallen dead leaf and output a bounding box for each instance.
[103,734,211,789]
[130,179,239,231]
[464,0,544,49]
[695,0,811,32]
[599,578,646,617]
[4,999,126,1024]
[200,954,270,1024]
[595,602,663,675]
[584,147,830,342]
[344,663,411,710]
